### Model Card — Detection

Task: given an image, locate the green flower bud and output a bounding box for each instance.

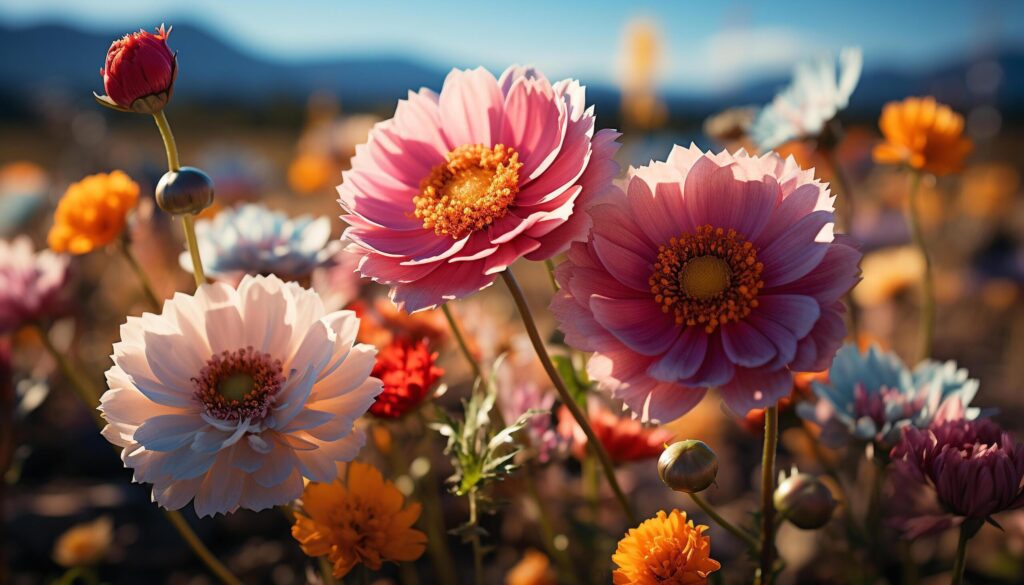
[156,167,214,215]
[774,470,837,530]
[658,440,718,494]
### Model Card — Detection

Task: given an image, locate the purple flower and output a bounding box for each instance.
[889,418,1024,538]
[0,237,69,334]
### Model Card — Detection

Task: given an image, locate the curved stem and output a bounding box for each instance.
[440,304,482,381]
[905,171,933,361]
[152,110,180,172]
[758,405,779,585]
[950,523,970,585]
[468,489,484,585]
[164,510,243,585]
[181,214,206,288]
[500,270,636,524]
[119,239,161,310]
[822,148,862,342]
[689,492,759,553]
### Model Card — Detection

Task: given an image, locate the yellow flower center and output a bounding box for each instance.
[649,225,764,333]
[414,144,522,239]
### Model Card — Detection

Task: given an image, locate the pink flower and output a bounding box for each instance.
[0,236,69,334]
[99,275,382,517]
[339,66,620,312]
[889,418,1024,538]
[551,145,861,421]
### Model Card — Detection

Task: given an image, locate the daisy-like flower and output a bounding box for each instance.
[291,461,427,578]
[750,47,862,151]
[339,65,621,312]
[612,509,721,584]
[0,236,69,334]
[558,400,674,464]
[182,203,342,283]
[889,418,1024,538]
[99,275,381,517]
[872,96,973,176]
[48,171,140,255]
[552,145,861,421]
[368,337,443,419]
[798,343,980,448]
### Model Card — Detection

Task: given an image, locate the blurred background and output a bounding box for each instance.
[3,0,1024,583]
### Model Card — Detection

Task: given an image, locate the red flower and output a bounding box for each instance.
[369,337,443,419]
[98,25,177,113]
[557,400,674,464]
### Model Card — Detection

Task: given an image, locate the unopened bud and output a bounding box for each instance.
[658,440,718,494]
[774,470,837,530]
[156,167,214,215]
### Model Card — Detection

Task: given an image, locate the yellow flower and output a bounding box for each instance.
[506,549,556,585]
[48,170,139,254]
[53,516,113,568]
[853,246,925,308]
[291,461,427,578]
[612,510,720,585]
[872,96,973,176]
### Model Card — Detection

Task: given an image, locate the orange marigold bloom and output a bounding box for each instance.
[291,461,427,578]
[48,170,139,254]
[612,510,720,585]
[872,96,973,176]
[53,516,113,568]
[506,549,556,585]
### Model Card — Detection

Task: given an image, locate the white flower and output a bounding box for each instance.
[100,275,381,516]
[751,47,862,151]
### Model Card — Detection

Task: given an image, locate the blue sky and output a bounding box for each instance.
[2,0,1021,91]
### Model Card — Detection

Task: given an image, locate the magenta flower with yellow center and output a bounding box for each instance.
[339,65,620,312]
[99,275,382,517]
[552,145,861,421]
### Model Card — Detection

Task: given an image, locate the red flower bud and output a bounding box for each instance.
[96,25,177,114]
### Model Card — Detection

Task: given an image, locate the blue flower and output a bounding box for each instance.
[751,47,862,151]
[182,203,341,282]
[797,344,981,449]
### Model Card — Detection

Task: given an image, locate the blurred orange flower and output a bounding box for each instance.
[506,549,557,585]
[48,170,139,254]
[53,516,113,568]
[291,461,426,578]
[872,96,972,175]
[612,509,720,584]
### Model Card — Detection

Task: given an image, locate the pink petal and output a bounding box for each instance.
[438,68,504,148]
[647,327,708,382]
[721,320,778,368]
[718,367,794,415]
[590,296,677,356]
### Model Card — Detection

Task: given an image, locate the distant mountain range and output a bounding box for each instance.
[3,21,1023,120]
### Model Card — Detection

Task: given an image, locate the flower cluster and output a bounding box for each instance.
[368,336,443,418]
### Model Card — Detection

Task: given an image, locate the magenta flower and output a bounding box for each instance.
[551,145,861,421]
[339,66,620,312]
[0,236,69,334]
[889,418,1024,538]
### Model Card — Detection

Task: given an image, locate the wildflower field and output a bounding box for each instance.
[2,2,1024,584]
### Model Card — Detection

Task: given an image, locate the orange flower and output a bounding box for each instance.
[872,96,972,175]
[291,461,426,578]
[612,510,720,585]
[53,516,113,568]
[48,170,139,254]
[506,549,557,585]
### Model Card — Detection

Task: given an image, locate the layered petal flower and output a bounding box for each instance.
[612,509,721,585]
[798,344,981,448]
[552,145,861,421]
[368,336,443,419]
[99,274,381,516]
[751,47,862,151]
[339,65,621,312]
[0,236,69,334]
[889,418,1024,538]
[557,399,674,464]
[48,171,140,254]
[182,203,342,283]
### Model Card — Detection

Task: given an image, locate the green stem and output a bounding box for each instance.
[905,171,933,361]
[152,110,180,172]
[119,238,161,310]
[440,304,483,381]
[468,489,484,585]
[950,523,970,585]
[181,214,206,288]
[758,405,779,585]
[501,270,637,525]
[524,465,579,585]
[35,325,104,428]
[689,492,759,553]
[543,259,560,292]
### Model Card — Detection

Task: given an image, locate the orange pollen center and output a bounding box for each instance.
[414,143,522,239]
[649,225,764,333]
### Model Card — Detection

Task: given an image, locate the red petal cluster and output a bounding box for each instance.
[369,337,443,419]
[102,24,176,108]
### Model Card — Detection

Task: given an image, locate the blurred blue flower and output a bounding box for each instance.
[751,47,862,151]
[797,344,981,449]
[182,203,341,282]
